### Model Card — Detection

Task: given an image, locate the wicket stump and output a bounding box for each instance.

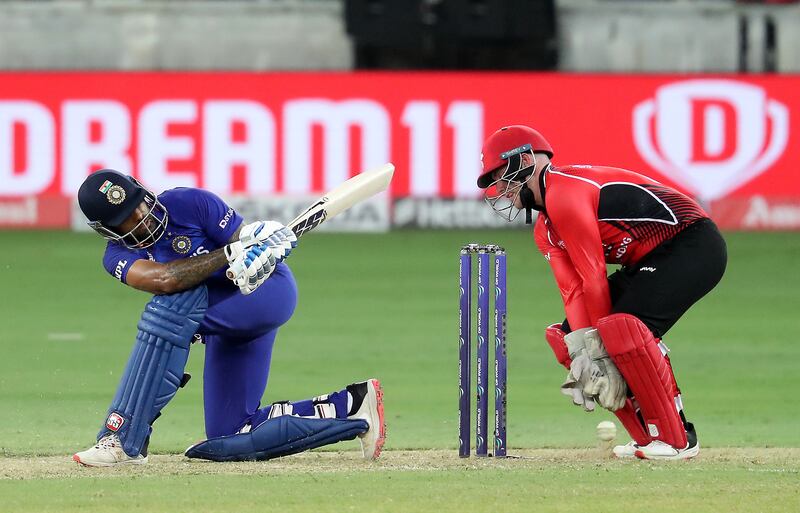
[459,243,507,458]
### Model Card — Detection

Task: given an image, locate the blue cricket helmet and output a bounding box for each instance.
[78,169,146,227]
[77,169,168,249]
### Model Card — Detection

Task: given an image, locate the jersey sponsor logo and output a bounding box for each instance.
[218,208,235,229]
[190,245,210,257]
[105,412,125,432]
[114,259,128,281]
[172,235,192,254]
[633,79,789,201]
[615,237,633,260]
[639,266,657,272]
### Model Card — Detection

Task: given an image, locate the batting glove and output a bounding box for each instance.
[224,241,277,295]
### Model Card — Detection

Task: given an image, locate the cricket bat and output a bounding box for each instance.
[287,162,395,237]
[226,163,394,282]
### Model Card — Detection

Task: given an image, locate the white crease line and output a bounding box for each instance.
[47,333,85,341]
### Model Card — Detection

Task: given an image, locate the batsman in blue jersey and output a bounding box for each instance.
[72,169,385,466]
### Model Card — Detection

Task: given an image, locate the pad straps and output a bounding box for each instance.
[544,324,571,369]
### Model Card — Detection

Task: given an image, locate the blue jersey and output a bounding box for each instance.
[102,187,297,339]
[103,188,242,289]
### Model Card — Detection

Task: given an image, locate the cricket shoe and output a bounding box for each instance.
[73,433,148,467]
[612,441,639,459]
[635,424,699,461]
[347,378,386,460]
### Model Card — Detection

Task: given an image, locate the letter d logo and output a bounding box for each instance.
[633,80,788,201]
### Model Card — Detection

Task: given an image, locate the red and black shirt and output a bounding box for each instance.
[534,165,707,329]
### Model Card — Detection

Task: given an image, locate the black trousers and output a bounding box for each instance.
[564,219,728,338]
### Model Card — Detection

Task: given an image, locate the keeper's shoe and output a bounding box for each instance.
[73,434,148,467]
[635,424,699,461]
[612,440,639,459]
[346,378,386,460]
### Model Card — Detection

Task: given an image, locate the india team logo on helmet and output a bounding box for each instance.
[79,169,169,250]
[106,186,126,205]
[98,180,127,205]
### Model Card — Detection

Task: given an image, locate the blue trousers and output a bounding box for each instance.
[199,263,298,438]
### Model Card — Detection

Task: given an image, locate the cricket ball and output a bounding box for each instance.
[596,420,617,442]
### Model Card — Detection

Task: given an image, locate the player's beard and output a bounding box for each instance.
[119,195,169,249]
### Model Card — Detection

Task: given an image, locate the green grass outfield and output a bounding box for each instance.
[1,229,799,512]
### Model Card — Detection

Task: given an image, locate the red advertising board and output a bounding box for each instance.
[0,196,71,228]
[1,72,798,228]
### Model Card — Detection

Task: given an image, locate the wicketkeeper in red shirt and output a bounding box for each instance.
[478,125,727,460]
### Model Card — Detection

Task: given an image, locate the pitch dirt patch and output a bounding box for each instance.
[1,448,798,480]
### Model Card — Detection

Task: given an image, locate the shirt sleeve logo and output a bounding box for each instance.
[218,208,234,229]
[172,235,192,254]
[114,259,128,281]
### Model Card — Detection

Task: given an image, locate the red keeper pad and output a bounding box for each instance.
[545,324,571,369]
[598,314,687,448]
